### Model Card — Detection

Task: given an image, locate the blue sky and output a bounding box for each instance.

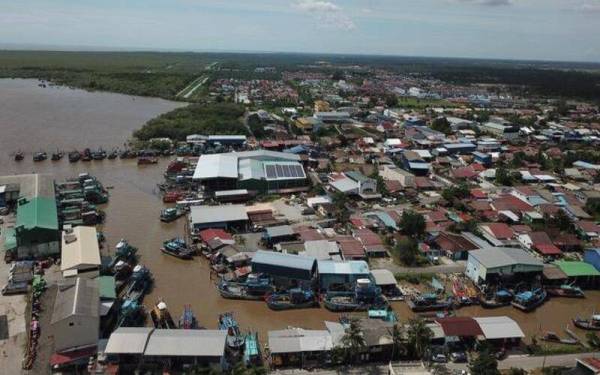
[1,0,600,62]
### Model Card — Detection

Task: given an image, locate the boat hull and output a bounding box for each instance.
[572,319,600,331]
[161,248,193,259]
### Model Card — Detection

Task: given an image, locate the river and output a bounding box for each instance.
[0,78,597,343]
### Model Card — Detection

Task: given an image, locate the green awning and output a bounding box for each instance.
[554,260,600,277]
[98,276,117,300]
[3,227,17,251]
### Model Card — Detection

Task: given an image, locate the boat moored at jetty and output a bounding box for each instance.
[266,288,318,311]
[511,288,547,312]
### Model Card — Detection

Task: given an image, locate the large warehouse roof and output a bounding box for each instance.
[474,316,525,339]
[190,205,249,225]
[253,250,316,271]
[104,327,154,354]
[268,328,332,354]
[193,154,238,180]
[469,247,543,269]
[61,226,101,272]
[16,196,58,231]
[51,278,99,324]
[144,330,227,357]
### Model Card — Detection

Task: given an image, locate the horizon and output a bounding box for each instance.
[2,0,600,63]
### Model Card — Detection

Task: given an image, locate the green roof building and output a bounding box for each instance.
[554,260,600,288]
[14,196,59,259]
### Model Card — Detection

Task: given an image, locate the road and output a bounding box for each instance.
[176,76,208,99]
[371,259,467,275]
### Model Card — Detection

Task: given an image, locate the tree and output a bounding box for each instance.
[507,368,527,375]
[370,169,389,196]
[406,318,433,359]
[385,95,398,107]
[392,237,420,266]
[469,344,500,375]
[441,183,470,203]
[389,323,407,360]
[495,167,514,186]
[332,191,350,224]
[585,198,600,218]
[547,209,574,233]
[399,210,426,238]
[341,318,367,363]
[431,117,452,135]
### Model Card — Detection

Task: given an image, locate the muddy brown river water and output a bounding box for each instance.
[0,79,598,343]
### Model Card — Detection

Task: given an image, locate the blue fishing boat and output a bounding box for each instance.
[161,238,194,259]
[546,284,585,298]
[122,264,152,302]
[160,208,183,222]
[511,288,547,312]
[116,299,146,328]
[368,308,398,323]
[179,305,199,329]
[266,288,318,311]
[244,332,261,366]
[218,312,245,350]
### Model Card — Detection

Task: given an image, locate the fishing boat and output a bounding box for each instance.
[138,156,158,165]
[68,150,81,162]
[572,315,600,331]
[116,299,146,328]
[480,289,514,308]
[81,148,92,161]
[266,288,318,311]
[416,310,454,322]
[160,207,183,222]
[407,293,454,312]
[113,239,138,262]
[541,331,579,345]
[107,150,118,159]
[217,280,267,300]
[511,288,547,312]
[179,305,199,329]
[218,312,245,350]
[122,264,152,302]
[324,279,387,312]
[92,149,107,160]
[14,151,24,161]
[546,284,585,298]
[367,308,398,323]
[51,151,64,161]
[161,238,194,259]
[33,152,47,162]
[150,300,176,329]
[244,332,261,366]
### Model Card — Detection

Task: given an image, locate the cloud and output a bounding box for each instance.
[580,1,600,12]
[455,0,512,6]
[293,0,356,30]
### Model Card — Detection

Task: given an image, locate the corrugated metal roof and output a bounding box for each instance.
[190,205,248,225]
[469,247,543,269]
[51,278,99,324]
[554,260,600,277]
[98,276,116,300]
[317,260,370,275]
[330,178,358,193]
[252,250,316,271]
[265,225,295,238]
[474,316,525,339]
[371,269,396,286]
[61,226,101,272]
[104,327,154,354]
[193,154,238,180]
[268,328,332,354]
[16,196,58,230]
[144,330,227,357]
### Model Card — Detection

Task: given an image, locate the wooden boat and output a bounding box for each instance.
[81,148,92,161]
[541,331,579,345]
[138,156,158,165]
[107,150,118,159]
[324,278,388,312]
[161,238,194,259]
[51,151,64,161]
[218,312,245,349]
[480,289,513,308]
[572,315,600,331]
[217,280,267,301]
[546,284,585,298]
[266,289,318,311]
[116,299,146,328]
[367,308,398,323]
[122,264,152,302]
[92,149,107,160]
[511,288,547,312]
[179,305,199,329]
[160,207,183,222]
[407,293,453,312]
[33,152,47,162]
[14,151,24,161]
[150,300,176,329]
[68,151,81,162]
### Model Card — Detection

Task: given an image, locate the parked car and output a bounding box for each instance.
[450,351,468,363]
[431,353,448,363]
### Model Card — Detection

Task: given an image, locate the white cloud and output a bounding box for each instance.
[293,0,356,30]
[580,1,600,12]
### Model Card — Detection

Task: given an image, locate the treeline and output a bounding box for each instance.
[133,103,247,141]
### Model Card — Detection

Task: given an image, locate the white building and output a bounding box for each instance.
[61,226,101,278]
[465,247,543,284]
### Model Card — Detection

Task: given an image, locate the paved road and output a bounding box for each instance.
[447,352,600,371]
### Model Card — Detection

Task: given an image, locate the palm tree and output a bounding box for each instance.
[407,318,433,359]
[341,318,367,363]
[388,323,406,361]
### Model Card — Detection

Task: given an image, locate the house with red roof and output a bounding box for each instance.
[479,223,518,247]
[198,228,235,251]
[517,231,562,256]
[353,228,388,257]
[336,236,367,260]
[432,231,480,260]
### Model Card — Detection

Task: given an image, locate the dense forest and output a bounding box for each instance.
[133,103,246,141]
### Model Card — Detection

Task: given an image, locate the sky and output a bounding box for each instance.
[1,0,600,62]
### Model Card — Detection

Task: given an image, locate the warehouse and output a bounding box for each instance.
[50,278,99,352]
[465,247,543,285]
[268,328,333,369]
[61,226,101,278]
[474,316,525,347]
[317,260,370,291]
[251,250,317,287]
[554,260,600,288]
[192,150,308,194]
[189,205,249,231]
